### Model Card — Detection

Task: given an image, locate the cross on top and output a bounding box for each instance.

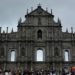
[38,3,41,6]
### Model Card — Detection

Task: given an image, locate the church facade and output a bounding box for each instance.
[0,5,75,74]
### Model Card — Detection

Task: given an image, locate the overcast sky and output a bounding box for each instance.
[0,0,75,32]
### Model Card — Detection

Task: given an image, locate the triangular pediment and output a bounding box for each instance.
[25,5,54,17]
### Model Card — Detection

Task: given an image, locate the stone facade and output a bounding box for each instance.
[0,5,75,74]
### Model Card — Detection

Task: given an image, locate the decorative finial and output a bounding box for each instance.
[11,28,14,33]
[51,9,53,15]
[46,7,48,12]
[71,27,73,33]
[6,27,8,33]
[58,18,61,26]
[18,17,22,25]
[31,7,33,12]
[66,28,68,33]
[27,9,28,14]
[3,30,5,33]
[0,27,2,33]
[58,17,59,20]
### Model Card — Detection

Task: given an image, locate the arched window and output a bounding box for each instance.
[64,50,69,61]
[37,30,42,39]
[10,50,16,62]
[36,49,43,61]
[54,47,59,56]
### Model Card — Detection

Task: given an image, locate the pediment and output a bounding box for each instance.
[25,6,54,17]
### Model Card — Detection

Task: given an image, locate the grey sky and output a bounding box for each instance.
[0,0,75,32]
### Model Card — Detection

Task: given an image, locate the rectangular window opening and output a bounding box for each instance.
[64,50,69,62]
[10,50,16,62]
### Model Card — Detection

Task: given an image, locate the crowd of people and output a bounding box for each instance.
[0,69,60,75]
[0,69,73,75]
